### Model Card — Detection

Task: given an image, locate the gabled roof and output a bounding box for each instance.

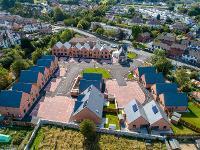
[155,83,178,95]
[162,92,188,107]
[0,90,23,108]
[79,79,101,93]
[19,70,39,84]
[143,73,165,84]
[75,43,82,49]
[83,73,102,81]
[12,82,32,94]
[36,59,52,68]
[73,85,104,118]
[55,41,63,49]
[137,66,156,77]
[29,66,46,74]
[124,99,147,124]
[64,42,71,49]
[41,55,56,61]
[143,100,168,125]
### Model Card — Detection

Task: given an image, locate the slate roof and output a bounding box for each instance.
[36,59,52,68]
[137,66,156,77]
[73,85,104,119]
[143,100,168,125]
[12,82,32,94]
[19,70,39,84]
[41,55,56,61]
[29,66,46,74]
[79,79,101,93]
[155,83,178,95]
[143,73,165,84]
[124,99,147,124]
[0,90,23,108]
[82,73,102,81]
[162,92,188,107]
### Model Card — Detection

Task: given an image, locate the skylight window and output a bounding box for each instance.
[132,104,138,112]
[152,105,158,114]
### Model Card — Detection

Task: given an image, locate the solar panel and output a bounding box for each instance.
[152,105,158,114]
[132,104,138,112]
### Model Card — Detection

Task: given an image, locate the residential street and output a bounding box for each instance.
[67,27,200,71]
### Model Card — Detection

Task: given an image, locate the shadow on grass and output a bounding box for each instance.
[182,108,198,118]
[83,135,100,150]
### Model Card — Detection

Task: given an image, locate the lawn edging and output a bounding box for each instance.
[25,119,166,149]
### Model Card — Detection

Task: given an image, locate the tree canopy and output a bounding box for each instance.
[80,119,96,142]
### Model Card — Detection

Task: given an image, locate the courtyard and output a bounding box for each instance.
[106,80,146,108]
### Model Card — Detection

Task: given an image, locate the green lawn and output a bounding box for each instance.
[127,72,134,80]
[104,102,116,109]
[0,126,33,149]
[82,68,111,79]
[171,124,198,135]
[31,126,166,149]
[104,113,120,130]
[127,52,138,59]
[181,102,200,128]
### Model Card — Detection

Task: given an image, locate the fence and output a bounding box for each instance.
[0,120,34,127]
[179,119,200,133]
[25,119,165,150]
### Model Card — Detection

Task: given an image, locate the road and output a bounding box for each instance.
[67,27,200,71]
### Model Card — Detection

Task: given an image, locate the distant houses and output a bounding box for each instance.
[0,55,58,119]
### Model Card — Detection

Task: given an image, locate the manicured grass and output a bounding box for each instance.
[104,102,116,109]
[127,72,134,80]
[171,124,198,135]
[127,52,138,59]
[181,102,200,128]
[104,113,120,130]
[82,68,111,79]
[31,126,166,149]
[0,126,33,149]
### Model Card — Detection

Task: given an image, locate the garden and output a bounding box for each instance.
[82,67,111,79]
[181,102,200,128]
[103,112,120,130]
[31,125,166,150]
[0,126,33,149]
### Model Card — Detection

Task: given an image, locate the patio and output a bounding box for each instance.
[106,80,146,108]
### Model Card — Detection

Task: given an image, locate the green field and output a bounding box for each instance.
[0,126,33,149]
[82,68,111,79]
[31,126,166,150]
[127,52,138,59]
[181,102,200,128]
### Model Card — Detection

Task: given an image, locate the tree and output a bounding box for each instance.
[21,38,35,56]
[60,29,73,42]
[151,49,173,76]
[77,20,90,30]
[0,67,12,90]
[64,18,77,27]
[1,0,16,10]
[96,27,104,35]
[32,48,43,64]
[128,7,135,15]
[132,25,142,40]
[166,16,173,24]
[174,68,191,92]
[157,14,161,20]
[53,7,66,22]
[10,59,32,77]
[80,119,96,142]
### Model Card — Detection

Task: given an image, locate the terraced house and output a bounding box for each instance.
[0,55,58,119]
[52,38,111,59]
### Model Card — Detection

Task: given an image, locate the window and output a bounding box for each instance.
[28,103,30,107]
[163,126,167,130]
[133,125,136,129]
[23,109,26,113]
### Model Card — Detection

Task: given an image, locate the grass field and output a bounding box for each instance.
[127,52,138,59]
[31,126,166,150]
[181,102,200,128]
[0,126,33,149]
[82,68,111,79]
